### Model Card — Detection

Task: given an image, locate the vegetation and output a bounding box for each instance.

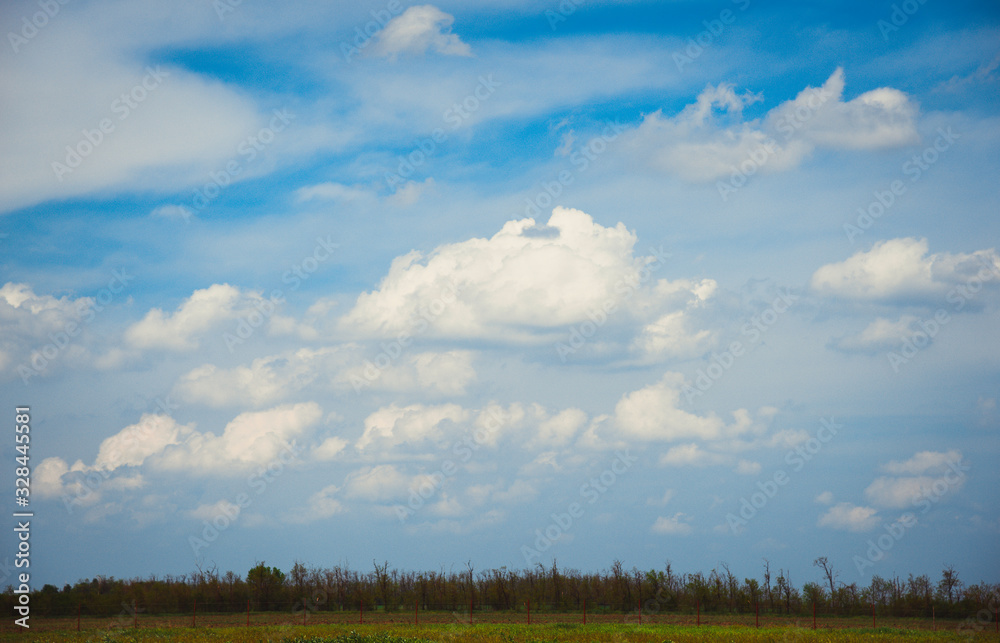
[1,623,999,643]
[4,559,997,627]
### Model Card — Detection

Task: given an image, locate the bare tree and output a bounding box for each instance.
[373,560,391,610]
[720,562,738,611]
[814,557,839,609]
[762,559,772,611]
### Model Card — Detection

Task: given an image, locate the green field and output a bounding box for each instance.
[3,619,996,642]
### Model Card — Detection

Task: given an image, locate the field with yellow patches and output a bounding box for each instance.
[1,623,994,643]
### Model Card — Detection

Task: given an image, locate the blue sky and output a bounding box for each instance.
[2,0,999,590]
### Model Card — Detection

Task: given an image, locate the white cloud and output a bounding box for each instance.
[371,5,472,60]
[817,502,880,532]
[735,459,761,475]
[831,315,924,353]
[811,238,1000,302]
[339,207,705,346]
[150,204,193,221]
[491,479,538,504]
[863,451,966,509]
[659,443,727,467]
[33,457,73,499]
[865,476,936,508]
[155,402,322,474]
[388,178,435,207]
[526,407,587,449]
[0,24,266,214]
[314,436,348,460]
[343,464,411,502]
[355,403,468,452]
[763,68,918,149]
[174,346,352,407]
[287,485,344,523]
[428,493,464,517]
[175,345,475,407]
[882,449,963,475]
[631,310,716,360]
[294,182,372,203]
[344,350,477,396]
[766,429,809,449]
[624,68,918,182]
[33,455,142,502]
[864,469,966,509]
[613,373,725,441]
[189,499,241,522]
[814,491,834,505]
[651,512,694,535]
[934,52,1000,93]
[94,413,193,470]
[647,489,676,506]
[125,284,267,351]
[0,282,95,379]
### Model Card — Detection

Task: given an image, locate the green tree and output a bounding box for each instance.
[247,562,285,611]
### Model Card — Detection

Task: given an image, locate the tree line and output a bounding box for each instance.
[4,558,997,620]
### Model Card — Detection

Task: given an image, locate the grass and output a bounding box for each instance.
[1,621,996,643]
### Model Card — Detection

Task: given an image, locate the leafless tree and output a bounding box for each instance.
[814,557,838,609]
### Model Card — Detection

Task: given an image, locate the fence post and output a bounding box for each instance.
[638,596,641,625]
[193,599,197,628]
[755,602,758,628]
[246,599,250,627]
[697,599,700,626]
[303,601,307,626]
[527,598,530,625]
[415,601,418,625]
[133,600,137,628]
[469,598,473,626]
[812,601,816,629]
[932,605,935,631]
[872,602,875,629]
[360,600,363,625]
[77,603,81,632]
[583,598,586,625]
